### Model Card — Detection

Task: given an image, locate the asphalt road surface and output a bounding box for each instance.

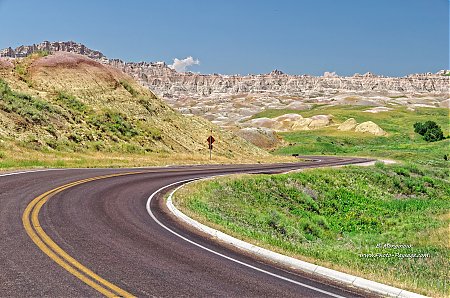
[0,156,379,297]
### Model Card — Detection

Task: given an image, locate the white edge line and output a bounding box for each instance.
[150,177,430,298]
[146,178,347,298]
[0,168,64,178]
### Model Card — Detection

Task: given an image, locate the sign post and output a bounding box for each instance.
[207,130,215,160]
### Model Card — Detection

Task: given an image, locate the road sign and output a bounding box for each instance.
[207,133,215,160]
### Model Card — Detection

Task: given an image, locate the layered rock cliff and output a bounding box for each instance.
[0,41,105,60]
[2,41,448,127]
[127,66,449,96]
[3,41,447,95]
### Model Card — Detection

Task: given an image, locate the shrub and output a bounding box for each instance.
[139,98,157,115]
[119,80,138,97]
[0,79,52,124]
[56,92,88,114]
[413,121,445,142]
[34,50,49,57]
[423,127,444,142]
[0,79,11,96]
[88,110,139,139]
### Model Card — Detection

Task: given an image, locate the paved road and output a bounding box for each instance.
[0,157,378,297]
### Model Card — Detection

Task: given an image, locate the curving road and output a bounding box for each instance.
[0,157,378,297]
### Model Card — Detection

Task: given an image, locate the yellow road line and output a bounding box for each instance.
[23,172,142,297]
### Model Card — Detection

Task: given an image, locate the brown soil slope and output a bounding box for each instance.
[0,52,268,159]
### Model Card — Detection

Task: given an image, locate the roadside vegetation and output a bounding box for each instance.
[175,163,449,296]
[0,142,262,169]
[175,104,449,297]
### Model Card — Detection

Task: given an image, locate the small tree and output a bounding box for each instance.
[413,121,445,142]
[423,127,444,142]
[413,122,426,135]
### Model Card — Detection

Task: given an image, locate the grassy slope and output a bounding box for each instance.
[0,53,283,169]
[174,104,449,297]
[175,164,449,296]
[260,105,449,166]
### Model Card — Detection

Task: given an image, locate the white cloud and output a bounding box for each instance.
[169,56,200,72]
[323,71,338,77]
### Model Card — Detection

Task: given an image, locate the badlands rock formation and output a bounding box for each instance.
[354,121,386,136]
[2,41,448,128]
[246,114,386,136]
[338,118,386,136]
[236,127,282,149]
[113,62,448,126]
[337,118,358,131]
[0,41,105,59]
[245,114,333,132]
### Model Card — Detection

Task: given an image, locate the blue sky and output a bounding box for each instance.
[0,0,448,76]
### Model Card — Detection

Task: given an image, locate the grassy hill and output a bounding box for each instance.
[0,52,275,168]
[250,104,449,166]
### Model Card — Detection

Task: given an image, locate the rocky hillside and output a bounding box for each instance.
[2,41,448,128]
[135,67,449,96]
[3,41,447,95]
[0,41,105,59]
[0,51,267,158]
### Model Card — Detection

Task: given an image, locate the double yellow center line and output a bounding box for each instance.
[22,172,142,297]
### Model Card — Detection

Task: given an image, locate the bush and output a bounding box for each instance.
[0,79,52,124]
[88,110,139,139]
[0,79,11,97]
[56,92,88,114]
[423,127,444,142]
[139,98,157,115]
[34,50,49,57]
[119,80,138,97]
[413,121,445,142]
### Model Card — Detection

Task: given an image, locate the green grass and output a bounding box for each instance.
[265,105,449,166]
[87,110,140,139]
[175,104,450,297]
[0,79,54,124]
[257,105,448,133]
[56,91,89,114]
[119,80,138,97]
[276,131,449,167]
[0,79,155,152]
[139,98,158,115]
[175,163,449,297]
[389,95,407,99]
